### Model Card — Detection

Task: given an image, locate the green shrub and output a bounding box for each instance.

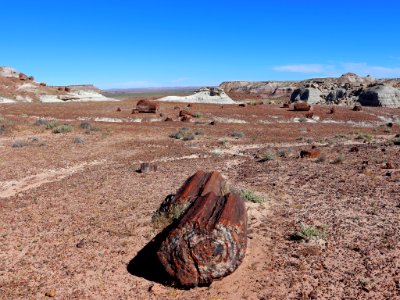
[296,224,327,241]
[192,112,203,118]
[52,124,73,134]
[237,189,265,204]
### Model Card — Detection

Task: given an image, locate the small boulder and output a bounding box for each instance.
[305,112,314,119]
[350,146,359,153]
[294,101,312,111]
[353,104,363,111]
[138,163,157,173]
[116,107,122,112]
[136,100,160,113]
[19,73,29,80]
[300,148,321,159]
[180,115,192,122]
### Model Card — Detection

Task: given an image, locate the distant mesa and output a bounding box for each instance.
[157,87,235,104]
[220,73,400,108]
[0,66,117,103]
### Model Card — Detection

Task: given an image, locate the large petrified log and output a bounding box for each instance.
[134,99,160,113]
[155,170,247,288]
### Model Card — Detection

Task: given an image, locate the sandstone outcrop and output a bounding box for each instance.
[358,85,400,107]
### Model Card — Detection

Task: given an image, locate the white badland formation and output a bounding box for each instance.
[158,87,235,104]
[0,66,116,103]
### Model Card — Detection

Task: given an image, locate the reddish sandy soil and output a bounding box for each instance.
[0,100,399,299]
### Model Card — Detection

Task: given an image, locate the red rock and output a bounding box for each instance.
[116,107,122,112]
[210,121,216,125]
[39,82,47,86]
[383,162,394,169]
[282,103,290,108]
[131,109,139,114]
[238,103,247,107]
[329,107,335,114]
[305,112,314,119]
[156,171,247,288]
[136,100,160,113]
[294,101,312,111]
[180,115,192,122]
[65,87,71,92]
[19,73,29,80]
[164,117,173,122]
[179,110,194,117]
[300,148,321,159]
[353,105,363,111]
[350,146,359,153]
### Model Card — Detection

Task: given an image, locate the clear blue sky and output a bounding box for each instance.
[2,0,400,88]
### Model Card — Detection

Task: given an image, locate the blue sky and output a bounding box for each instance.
[1,0,400,88]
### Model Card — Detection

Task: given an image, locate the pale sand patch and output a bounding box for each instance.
[0,160,104,198]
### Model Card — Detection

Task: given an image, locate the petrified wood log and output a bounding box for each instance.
[136,99,160,113]
[156,171,247,288]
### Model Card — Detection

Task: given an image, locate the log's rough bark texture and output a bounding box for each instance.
[156,171,247,288]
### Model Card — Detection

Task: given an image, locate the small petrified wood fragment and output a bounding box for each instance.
[156,171,247,288]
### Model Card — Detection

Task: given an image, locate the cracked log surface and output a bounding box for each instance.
[157,171,247,288]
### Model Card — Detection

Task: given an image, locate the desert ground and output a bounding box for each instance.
[0,99,399,299]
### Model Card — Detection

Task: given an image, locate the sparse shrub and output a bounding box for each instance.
[219,138,228,146]
[12,140,28,148]
[291,224,327,241]
[79,122,92,130]
[355,132,373,142]
[260,150,276,162]
[192,112,203,118]
[31,137,39,142]
[169,128,195,141]
[333,154,345,164]
[52,124,73,134]
[45,121,59,130]
[182,133,195,141]
[74,137,85,144]
[231,131,244,138]
[237,189,265,204]
[0,125,6,135]
[277,149,288,158]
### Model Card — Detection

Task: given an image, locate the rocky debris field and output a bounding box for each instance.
[0,99,399,299]
[221,73,400,108]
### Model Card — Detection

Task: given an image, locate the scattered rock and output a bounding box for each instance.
[300,148,321,159]
[350,146,359,153]
[282,103,290,108]
[116,107,121,112]
[138,163,157,173]
[353,105,363,111]
[239,103,247,107]
[210,120,216,125]
[180,115,192,122]
[164,117,173,122]
[76,239,86,248]
[179,110,194,117]
[294,101,312,111]
[19,73,29,80]
[383,162,394,169]
[45,290,56,297]
[329,107,336,114]
[305,112,314,119]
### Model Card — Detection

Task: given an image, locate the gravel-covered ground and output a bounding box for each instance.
[1,100,399,299]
